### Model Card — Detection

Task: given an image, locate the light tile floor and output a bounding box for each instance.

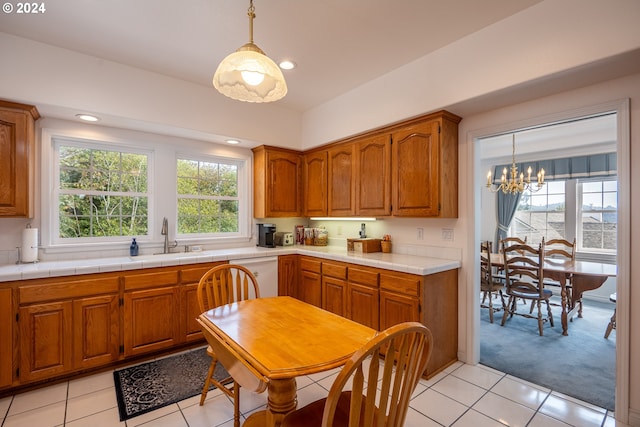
[0,358,616,427]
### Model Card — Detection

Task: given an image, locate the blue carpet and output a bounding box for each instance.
[480,297,616,410]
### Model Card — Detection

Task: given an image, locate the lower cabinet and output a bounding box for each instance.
[299,256,322,307]
[17,275,120,383]
[0,288,13,388]
[284,255,458,378]
[179,263,224,343]
[278,255,298,297]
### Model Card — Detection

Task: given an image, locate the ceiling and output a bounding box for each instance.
[0,0,543,112]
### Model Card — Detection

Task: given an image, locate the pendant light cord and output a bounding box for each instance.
[247,0,255,44]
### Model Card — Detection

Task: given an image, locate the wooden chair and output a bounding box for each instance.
[604,292,617,339]
[281,322,433,427]
[529,238,576,314]
[501,239,555,336]
[480,241,506,323]
[196,264,261,426]
[495,236,527,282]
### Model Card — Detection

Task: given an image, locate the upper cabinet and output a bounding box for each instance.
[303,150,328,217]
[356,133,392,216]
[0,100,40,217]
[253,110,460,219]
[252,146,302,218]
[327,143,356,217]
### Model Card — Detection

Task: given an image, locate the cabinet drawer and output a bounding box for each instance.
[322,262,347,279]
[300,257,322,274]
[181,263,225,284]
[19,276,120,304]
[123,269,179,291]
[348,267,379,287]
[379,272,421,296]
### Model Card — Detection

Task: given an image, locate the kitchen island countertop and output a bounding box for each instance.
[0,245,460,282]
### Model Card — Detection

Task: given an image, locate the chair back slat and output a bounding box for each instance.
[545,238,576,260]
[321,322,433,427]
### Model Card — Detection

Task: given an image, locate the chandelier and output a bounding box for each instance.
[486,134,545,194]
[212,0,287,103]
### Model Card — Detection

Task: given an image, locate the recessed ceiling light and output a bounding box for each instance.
[226,139,241,145]
[76,114,100,122]
[279,60,296,70]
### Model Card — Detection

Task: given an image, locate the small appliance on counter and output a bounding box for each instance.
[274,231,294,246]
[257,223,276,248]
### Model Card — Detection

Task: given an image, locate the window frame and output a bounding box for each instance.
[50,136,154,245]
[576,177,617,255]
[40,124,253,254]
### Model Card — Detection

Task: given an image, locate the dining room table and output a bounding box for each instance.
[197,296,378,427]
[490,252,617,336]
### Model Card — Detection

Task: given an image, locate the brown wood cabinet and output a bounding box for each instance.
[17,275,120,382]
[303,150,328,217]
[252,145,302,218]
[321,261,348,317]
[278,254,298,296]
[180,264,223,343]
[0,100,40,217]
[0,289,14,388]
[282,254,458,378]
[123,268,180,357]
[327,143,356,216]
[298,256,322,307]
[355,134,392,216]
[391,112,460,217]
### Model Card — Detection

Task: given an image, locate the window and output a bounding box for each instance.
[512,178,617,254]
[513,181,566,245]
[176,157,241,235]
[578,179,617,253]
[54,140,149,240]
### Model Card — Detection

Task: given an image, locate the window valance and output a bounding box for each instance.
[492,152,616,184]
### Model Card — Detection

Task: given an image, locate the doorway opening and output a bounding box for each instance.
[477,112,618,411]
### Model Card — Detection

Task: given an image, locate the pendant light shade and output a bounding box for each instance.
[213,1,287,103]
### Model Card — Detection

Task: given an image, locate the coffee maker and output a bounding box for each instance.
[257,223,276,248]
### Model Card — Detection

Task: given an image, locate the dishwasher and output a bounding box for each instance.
[229,256,279,297]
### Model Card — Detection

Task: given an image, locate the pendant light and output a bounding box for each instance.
[213,0,287,103]
[486,134,545,194]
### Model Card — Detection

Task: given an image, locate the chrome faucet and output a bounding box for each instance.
[161,217,169,254]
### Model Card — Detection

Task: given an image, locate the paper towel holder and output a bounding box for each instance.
[16,246,39,264]
[16,223,39,264]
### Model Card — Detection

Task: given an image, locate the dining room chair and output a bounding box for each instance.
[480,240,507,323]
[529,238,576,314]
[495,236,527,281]
[281,322,433,427]
[196,264,261,426]
[501,239,555,336]
[604,292,617,339]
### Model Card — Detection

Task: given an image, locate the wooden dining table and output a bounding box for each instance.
[197,296,377,427]
[490,252,617,336]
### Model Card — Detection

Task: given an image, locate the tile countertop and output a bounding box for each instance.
[0,245,461,282]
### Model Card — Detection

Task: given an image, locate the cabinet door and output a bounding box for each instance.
[0,101,39,217]
[0,289,13,388]
[379,290,420,331]
[303,150,328,217]
[347,283,379,330]
[180,283,203,343]
[391,119,441,217]
[72,295,119,369]
[356,134,391,216]
[19,301,73,382]
[278,255,298,297]
[299,270,322,308]
[322,276,347,317]
[123,286,180,357]
[253,146,302,218]
[328,143,356,216]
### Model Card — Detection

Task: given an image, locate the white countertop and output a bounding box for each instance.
[0,245,461,282]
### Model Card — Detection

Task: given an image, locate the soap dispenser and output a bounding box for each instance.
[130,238,139,256]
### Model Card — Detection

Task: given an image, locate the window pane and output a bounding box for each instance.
[578,179,617,253]
[176,158,240,235]
[603,193,617,209]
[56,142,150,239]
